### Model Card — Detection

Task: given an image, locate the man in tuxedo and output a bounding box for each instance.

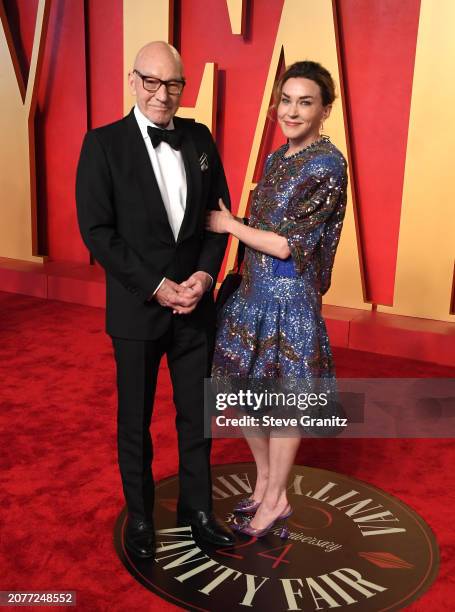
[76,41,234,557]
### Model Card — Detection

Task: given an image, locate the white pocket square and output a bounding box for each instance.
[199,153,208,171]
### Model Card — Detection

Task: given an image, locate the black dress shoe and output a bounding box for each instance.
[177,510,235,547]
[124,517,156,558]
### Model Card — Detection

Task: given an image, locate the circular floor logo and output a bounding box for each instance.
[114,463,439,611]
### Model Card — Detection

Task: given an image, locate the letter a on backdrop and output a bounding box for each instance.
[226,0,367,310]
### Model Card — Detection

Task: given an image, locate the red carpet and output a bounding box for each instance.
[0,291,454,611]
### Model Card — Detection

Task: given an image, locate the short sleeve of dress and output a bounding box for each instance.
[275,155,347,278]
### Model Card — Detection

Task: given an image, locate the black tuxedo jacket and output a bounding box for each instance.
[76,109,230,339]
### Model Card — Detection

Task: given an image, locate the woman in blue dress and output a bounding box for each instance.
[207,61,348,537]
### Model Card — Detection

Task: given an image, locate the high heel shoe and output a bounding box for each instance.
[233,497,261,514]
[233,507,293,539]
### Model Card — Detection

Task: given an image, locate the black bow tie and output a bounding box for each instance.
[147,126,182,150]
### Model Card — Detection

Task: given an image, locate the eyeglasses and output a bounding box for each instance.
[133,69,186,95]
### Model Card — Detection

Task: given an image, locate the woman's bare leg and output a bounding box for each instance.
[243,433,270,501]
[248,435,301,529]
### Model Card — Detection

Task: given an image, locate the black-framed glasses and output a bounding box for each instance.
[133,69,186,95]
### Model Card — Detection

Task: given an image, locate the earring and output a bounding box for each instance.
[320,121,328,139]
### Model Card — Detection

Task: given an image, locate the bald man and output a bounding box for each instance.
[76,42,234,557]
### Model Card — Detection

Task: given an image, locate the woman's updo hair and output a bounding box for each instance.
[273,61,336,108]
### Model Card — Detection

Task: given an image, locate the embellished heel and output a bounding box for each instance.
[277,508,292,539]
[235,507,293,538]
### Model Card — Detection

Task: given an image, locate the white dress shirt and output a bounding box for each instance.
[134,104,187,240]
[133,105,212,296]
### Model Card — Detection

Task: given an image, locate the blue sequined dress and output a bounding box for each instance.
[212,137,348,387]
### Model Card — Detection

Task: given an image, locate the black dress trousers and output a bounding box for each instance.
[112,316,214,522]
